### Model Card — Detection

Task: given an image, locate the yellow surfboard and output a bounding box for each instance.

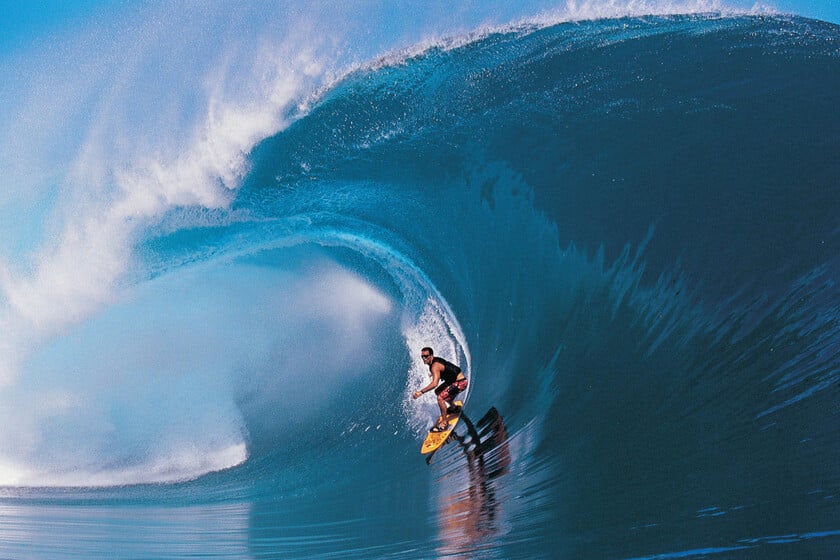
[420,401,463,454]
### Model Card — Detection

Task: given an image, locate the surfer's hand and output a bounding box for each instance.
[412,391,422,399]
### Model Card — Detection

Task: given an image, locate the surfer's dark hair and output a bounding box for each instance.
[422,347,434,355]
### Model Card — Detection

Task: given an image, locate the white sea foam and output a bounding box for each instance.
[361,0,769,74]
[402,298,471,434]
[0,6,336,388]
[0,255,395,487]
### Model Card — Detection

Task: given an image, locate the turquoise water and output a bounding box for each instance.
[0,5,838,559]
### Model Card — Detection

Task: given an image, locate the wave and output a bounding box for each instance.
[0,5,838,559]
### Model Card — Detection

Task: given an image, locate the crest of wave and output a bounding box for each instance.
[0,1,770,384]
[0,4,341,386]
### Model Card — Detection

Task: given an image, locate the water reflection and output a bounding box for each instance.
[0,501,252,559]
[433,407,511,558]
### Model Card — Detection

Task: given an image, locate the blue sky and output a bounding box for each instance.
[778,0,840,23]
[0,0,838,56]
[0,0,105,53]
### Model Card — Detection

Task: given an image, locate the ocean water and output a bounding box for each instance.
[0,3,838,559]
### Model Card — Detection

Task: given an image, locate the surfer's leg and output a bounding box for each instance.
[441,379,466,413]
[434,390,449,429]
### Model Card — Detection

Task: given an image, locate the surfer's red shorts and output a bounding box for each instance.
[435,378,468,402]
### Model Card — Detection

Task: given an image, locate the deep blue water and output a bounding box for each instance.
[0,7,838,560]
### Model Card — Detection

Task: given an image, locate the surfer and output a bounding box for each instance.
[412,347,468,432]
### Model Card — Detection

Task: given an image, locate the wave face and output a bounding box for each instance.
[1,7,839,560]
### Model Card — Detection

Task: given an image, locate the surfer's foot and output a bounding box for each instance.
[430,424,448,433]
[447,405,462,414]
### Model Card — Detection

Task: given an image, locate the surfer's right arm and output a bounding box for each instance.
[413,364,441,399]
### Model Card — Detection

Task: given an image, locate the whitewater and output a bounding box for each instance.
[0,1,838,558]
